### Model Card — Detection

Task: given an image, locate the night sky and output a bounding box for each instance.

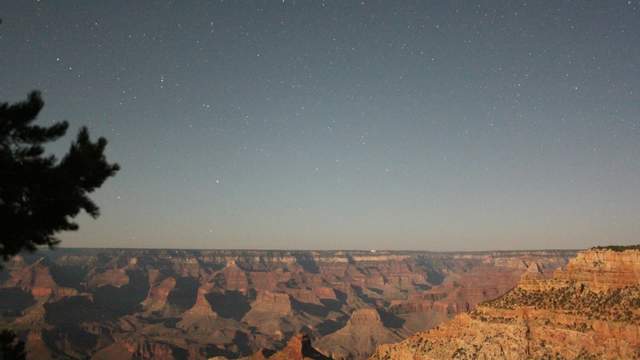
[1,1,639,251]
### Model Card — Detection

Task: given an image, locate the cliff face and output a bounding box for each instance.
[4,258,78,300]
[0,248,573,360]
[370,248,640,360]
[315,308,403,359]
[177,283,218,332]
[142,276,176,312]
[522,249,640,292]
[237,334,330,360]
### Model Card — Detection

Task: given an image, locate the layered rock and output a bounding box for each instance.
[550,249,640,291]
[92,337,178,360]
[517,261,547,290]
[142,276,176,312]
[249,291,293,315]
[316,308,402,359]
[289,289,322,305]
[238,334,330,360]
[88,268,129,288]
[223,260,249,292]
[242,291,294,337]
[370,247,640,360]
[313,287,337,300]
[25,330,52,360]
[177,283,217,331]
[169,256,201,278]
[0,248,574,360]
[249,271,279,290]
[4,258,77,299]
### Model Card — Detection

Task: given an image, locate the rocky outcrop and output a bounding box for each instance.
[177,283,217,331]
[249,291,293,315]
[142,276,176,312]
[370,248,640,360]
[347,308,382,326]
[25,330,52,360]
[169,256,201,278]
[552,249,640,291]
[240,334,330,360]
[242,291,295,337]
[313,287,337,300]
[88,268,129,288]
[249,271,279,290]
[316,308,402,359]
[517,261,547,290]
[4,258,79,301]
[223,260,249,292]
[289,289,322,305]
[92,337,178,360]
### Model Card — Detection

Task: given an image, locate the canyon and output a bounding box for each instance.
[0,248,574,359]
[370,246,640,359]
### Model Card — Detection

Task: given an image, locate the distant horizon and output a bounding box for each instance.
[34,245,587,254]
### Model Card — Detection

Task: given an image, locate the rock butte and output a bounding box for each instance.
[315,308,403,359]
[234,334,330,360]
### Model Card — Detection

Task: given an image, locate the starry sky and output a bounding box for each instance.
[1,1,639,251]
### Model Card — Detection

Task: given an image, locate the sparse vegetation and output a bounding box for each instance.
[486,284,640,322]
[591,245,640,252]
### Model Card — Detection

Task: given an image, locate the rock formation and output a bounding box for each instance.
[88,267,129,288]
[92,337,179,360]
[370,247,640,360]
[4,258,78,299]
[222,260,249,292]
[238,334,330,360]
[177,282,218,331]
[255,291,293,313]
[243,290,294,337]
[142,276,176,312]
[0,248,574,359]
[316,308,403,359]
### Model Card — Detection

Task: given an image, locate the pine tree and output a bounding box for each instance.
[0,91,119,260]
[0,330,26,360]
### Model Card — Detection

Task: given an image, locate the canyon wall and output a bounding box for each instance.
[0,248,574,359]
[370,247,640,360]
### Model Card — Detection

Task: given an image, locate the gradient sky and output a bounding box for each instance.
[1,1,639,251]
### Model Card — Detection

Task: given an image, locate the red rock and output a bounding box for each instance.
[188,283,216,315]
[142,276,176,312]
[88,268,129,288]
[26,330,52,360]
[288,288,321,305]
[251,290,292,315]
[177,282,218,332]
[93,338,177,360]
[249,271,278,290]
[244,334,329,360]
[371,248,640,360]
[222,260,248,292]
[316,308,402,359]
[313,287,337,300]
[4,258,77,299]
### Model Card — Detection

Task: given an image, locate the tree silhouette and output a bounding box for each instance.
[0,91,119,261]
[0,330,26,360]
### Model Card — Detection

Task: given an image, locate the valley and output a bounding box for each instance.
[0,248,574,359]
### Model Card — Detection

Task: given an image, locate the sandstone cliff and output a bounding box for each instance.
[370,247,640,360]
[235,334,330,360]
[316,308,403,359]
